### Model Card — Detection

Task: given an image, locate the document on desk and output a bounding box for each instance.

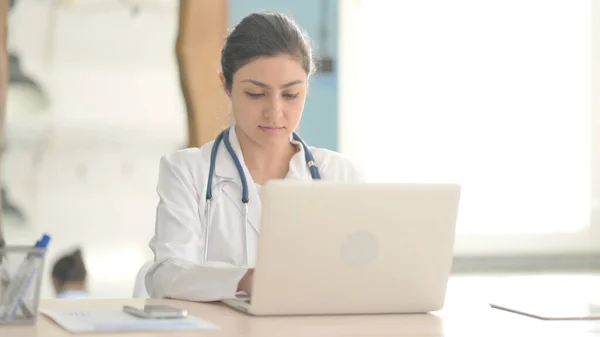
[40,308,219,333]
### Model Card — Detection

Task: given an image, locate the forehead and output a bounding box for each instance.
[234,55,307,84]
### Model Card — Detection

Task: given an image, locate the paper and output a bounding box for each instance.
[40,308,219,333]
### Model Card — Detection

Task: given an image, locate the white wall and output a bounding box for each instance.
[3,0,186,298]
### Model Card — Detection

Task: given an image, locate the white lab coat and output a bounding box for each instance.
[145,126,364,302]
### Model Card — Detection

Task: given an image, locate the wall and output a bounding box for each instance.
[230,0,340,150]
[4,0,182,299]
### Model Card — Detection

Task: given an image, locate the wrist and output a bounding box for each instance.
[237,269,253,293]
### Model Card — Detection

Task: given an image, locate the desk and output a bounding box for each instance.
[3,274,600,336]
[1,297,599,337]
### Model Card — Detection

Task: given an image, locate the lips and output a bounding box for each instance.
[259,126,284,133]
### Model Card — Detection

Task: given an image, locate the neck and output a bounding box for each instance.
[59,282,86,293]
[236,126,296,185]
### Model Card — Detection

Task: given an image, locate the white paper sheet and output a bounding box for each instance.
[40,308,219,333]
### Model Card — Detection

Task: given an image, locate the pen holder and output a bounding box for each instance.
[0,245,48,325]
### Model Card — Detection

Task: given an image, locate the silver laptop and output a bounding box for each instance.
[222,180,461,316]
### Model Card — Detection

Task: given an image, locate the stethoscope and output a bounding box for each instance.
[204,128,321,265]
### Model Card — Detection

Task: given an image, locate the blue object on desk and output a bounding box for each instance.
[0,234,51,320]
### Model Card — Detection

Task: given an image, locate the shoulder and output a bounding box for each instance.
[158,142,214,181]
[309,147,365,182]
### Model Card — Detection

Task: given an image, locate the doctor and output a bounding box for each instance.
[145,11,364,302]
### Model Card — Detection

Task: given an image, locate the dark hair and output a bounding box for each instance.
[221,11,315,92]
[51,248,87,284]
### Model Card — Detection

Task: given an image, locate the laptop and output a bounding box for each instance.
[222,180,461,316]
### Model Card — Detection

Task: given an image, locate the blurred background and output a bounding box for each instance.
[1,0,599,300]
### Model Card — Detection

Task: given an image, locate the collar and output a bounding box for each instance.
[56,290,89,299]
[287,136,314,180]
[211,126,314,235]
[213,125,245,182]
[213,125,312,182]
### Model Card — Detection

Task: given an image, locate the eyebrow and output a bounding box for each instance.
[241,79,304,89]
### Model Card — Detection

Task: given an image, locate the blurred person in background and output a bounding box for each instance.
[51,248,89,299]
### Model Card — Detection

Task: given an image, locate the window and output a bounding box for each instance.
[339,0,600,255]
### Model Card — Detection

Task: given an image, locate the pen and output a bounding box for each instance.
[16,237,50,319]
[0,234,51,320]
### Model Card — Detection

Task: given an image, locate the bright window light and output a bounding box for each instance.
[347,0,592,235]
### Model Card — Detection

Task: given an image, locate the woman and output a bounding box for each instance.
[146,11,364,302]
[51,248,89,299]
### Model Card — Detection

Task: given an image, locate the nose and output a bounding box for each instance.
[264,95,283,120]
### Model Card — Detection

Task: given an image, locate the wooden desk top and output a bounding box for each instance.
[1,297,600,337]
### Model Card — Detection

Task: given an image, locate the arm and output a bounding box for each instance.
[145,154,248,302]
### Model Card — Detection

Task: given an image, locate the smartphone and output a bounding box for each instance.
[123,305,188,319]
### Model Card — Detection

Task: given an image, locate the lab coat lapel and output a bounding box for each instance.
[286,136,313,180]
[214,126,262,234]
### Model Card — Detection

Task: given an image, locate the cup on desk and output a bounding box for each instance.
[0,244,49,325]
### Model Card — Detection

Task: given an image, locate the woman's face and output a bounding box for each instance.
[224,55,308,149]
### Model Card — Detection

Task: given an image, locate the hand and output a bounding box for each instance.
[237,269,254,296]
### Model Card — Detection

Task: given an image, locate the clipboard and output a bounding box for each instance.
[489,301,600,320]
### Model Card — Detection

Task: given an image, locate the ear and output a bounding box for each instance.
[219,72,231,97]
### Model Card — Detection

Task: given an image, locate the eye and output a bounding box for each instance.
[245,92,265,99]
[283,93,299,99]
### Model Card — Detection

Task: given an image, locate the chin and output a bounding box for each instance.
[256,129,291,146]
